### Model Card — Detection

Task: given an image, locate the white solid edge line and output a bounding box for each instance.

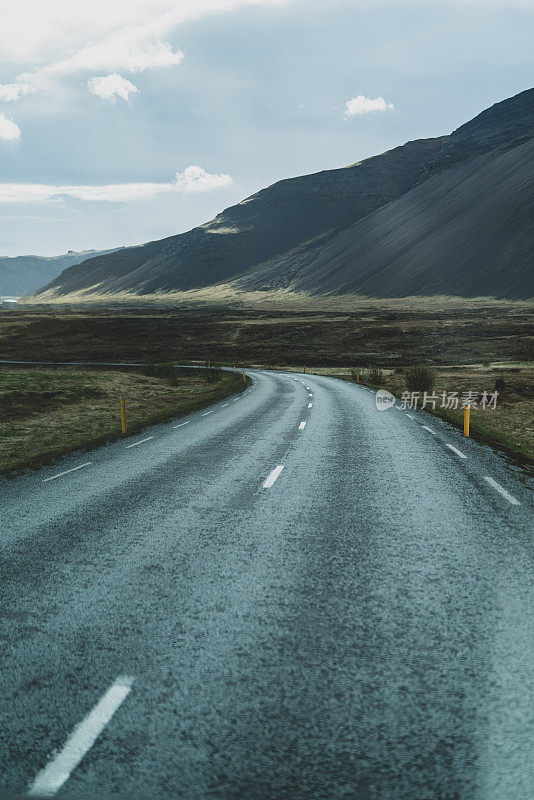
[422,426,437,435]
[29,676,134,797]
[308,403,313,408]
[263,465,284,488]
[298,421,306,430]
[232,397,240,402]
[42,462,92,483]
[445,443,468,459]
[220,403,229,407]
[126,436,154,449]
[201,410,214,416]
[405,414,414,419]
[172,421,191,429]
[484,476,521,506]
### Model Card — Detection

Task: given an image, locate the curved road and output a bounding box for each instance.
[1,370,532,799]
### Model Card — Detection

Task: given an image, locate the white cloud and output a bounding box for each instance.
[0,1,295,61]
[344,95,395,118]
[0,41,184,103]
[0,114,21,141]
[174,165,233,192]
[46,40,184,79]
[88,74,139,102]
[0,82,34,103]
[0,167,233,202]
[0,0,293,103]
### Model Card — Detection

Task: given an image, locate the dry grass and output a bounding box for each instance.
[2,305,532,367]
[2,302,532,465]
[299,364,534,464]
[0,368,243,476]
[21,284,534,312]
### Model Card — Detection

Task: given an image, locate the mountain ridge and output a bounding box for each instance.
[32,88,534,301]
[1,248,122,297]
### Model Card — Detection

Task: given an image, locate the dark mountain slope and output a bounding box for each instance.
[36,138,444,297]
[0,248,121,297]
[33,87,534,300]
[238,136,534,299]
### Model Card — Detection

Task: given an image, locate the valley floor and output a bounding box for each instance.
[1,301,532,465]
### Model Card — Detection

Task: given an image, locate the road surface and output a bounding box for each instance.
[1,369,533,799]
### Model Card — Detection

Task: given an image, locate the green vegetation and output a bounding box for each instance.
[0,367,244,476]
[365,368,384,386]
[1,305,531,467]
[140,362,181,385]
[2,304,532,367]
[405,365,436,393]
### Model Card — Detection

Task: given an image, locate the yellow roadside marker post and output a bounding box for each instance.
[463,405,470,437]
[357,371,360,383]
[234,364,236,374]
[242,370,246,383]
[120,397,127,435]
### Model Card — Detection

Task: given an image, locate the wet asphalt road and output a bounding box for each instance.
[1,369,533,800]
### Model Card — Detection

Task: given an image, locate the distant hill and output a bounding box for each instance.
[1,249,122,298]
[33,138,445,297]
[34,88,534,301]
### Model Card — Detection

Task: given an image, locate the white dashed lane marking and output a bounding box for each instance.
[172,421,190,429]
[263,465,285,488]
[29,676,134,797]
[484,477,521,506]
[126,436,154,449]
[308,403,313,408]
[422,426,437,435]
[42,463,92,483]
[298,421,306,430]
[445,443,467,459]
[201,410,214,416]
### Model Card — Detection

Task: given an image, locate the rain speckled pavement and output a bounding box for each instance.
[1,370,532,799]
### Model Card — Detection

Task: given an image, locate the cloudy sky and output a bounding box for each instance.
[1,0,533,256]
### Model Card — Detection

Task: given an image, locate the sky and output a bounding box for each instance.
[0,0,533,257]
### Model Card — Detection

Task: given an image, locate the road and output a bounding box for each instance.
[1,369,532,799]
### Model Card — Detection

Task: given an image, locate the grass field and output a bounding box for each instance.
[1,302,532,468]
[1,303,533,366]
[0,367,244,476]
